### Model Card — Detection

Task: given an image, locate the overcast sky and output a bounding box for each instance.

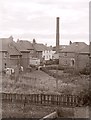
[0,0,89,46]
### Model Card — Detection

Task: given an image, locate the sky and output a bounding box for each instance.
[0,0,89,46]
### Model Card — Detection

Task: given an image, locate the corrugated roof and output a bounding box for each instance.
[61,42,87,53]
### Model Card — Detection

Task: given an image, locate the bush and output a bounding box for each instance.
[45,59,59,65]
[41,67,63,79]
[78,89,91,106]
[80,67,90,75]
[63,68,74,74]
[58,66,64,70]
[42,65,64,71]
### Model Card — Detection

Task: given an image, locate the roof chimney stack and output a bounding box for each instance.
[56,17,60,53]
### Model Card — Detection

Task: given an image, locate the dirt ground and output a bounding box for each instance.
[2,101,74,118]
[2,101,90,118]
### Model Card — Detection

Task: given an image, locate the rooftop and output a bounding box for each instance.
[0,37,21,56]
[61,42,87,53]
[16,40,34,52]
[33,43,48,52]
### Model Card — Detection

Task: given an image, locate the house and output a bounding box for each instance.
[53,45,68,52]
[16,39,55,68]
[29,57,40,66]
[78,45,90,70]
[33,40,55,62]
[52,45,68,60]
[42,46,55,61]
[0,36,21,72]
[59,42,88,71]
[32,40,49,61]
[33,42,47,61]
[16,40,34,70]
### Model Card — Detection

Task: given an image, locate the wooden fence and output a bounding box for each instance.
[1,92,80,107]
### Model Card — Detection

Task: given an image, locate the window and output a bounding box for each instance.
[4,63,7,68]
[63,53,67,56]
[65,52,67,56]
[72,60,75,66]
[71,58,75,66]
[46,55,48,59]
[4,52,7,58]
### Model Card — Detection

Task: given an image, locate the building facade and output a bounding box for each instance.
[0,36,21,72]
[59,42,89,71]
[16,40,34,71]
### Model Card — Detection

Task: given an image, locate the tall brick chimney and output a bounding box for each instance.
[56,17,60,53]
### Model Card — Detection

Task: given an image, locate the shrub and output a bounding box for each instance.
[45,59,59,65]
[63,68,74,74]
[78,89,91,106]
[80,67,90,75]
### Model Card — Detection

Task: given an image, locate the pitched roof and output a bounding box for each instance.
[61,42,87,53]
[33,43,48,52]
[79,45,90,54]
[46,46,53,51]
[8,42,22,55]
[53,45,68,51]
[16,40,34,52]
[0,37,21,56]
[0,37,12,51]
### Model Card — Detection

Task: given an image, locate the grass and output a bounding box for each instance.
[2,70,89,95]
[1,70,90,118]
[2,100,76,118]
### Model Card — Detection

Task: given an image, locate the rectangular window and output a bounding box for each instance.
[4,52,7,58]
[10,55,19,59]
[65,52,67,56]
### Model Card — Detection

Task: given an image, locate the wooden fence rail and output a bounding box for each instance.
[1,92,80,107]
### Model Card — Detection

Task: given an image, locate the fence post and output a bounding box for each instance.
[41,94,42,104]
[51,95,54,105]
[2,93,79,107]
[57,95,59,105]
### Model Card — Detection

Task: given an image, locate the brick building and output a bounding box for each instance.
[0,36,21,72]
[59,42,89,71]
[16,40,34,70]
